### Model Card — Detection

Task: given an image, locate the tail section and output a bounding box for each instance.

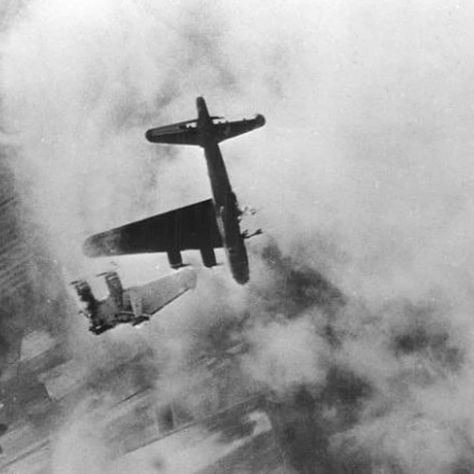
[145,97,265,146]
[196,96,211,122]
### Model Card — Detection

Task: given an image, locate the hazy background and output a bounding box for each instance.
[2,0,474,473]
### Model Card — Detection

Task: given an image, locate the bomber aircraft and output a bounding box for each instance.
[84,97,265,284]
[71,268,196,335]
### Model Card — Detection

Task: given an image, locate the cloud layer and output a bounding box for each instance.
[3,0,474,473]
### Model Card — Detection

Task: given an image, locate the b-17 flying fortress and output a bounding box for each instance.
[73,97,265,334]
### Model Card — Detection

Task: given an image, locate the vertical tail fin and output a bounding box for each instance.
[196,96,210,122]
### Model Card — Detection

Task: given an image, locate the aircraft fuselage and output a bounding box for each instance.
[196,97,249,284]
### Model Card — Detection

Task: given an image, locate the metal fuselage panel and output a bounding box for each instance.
[197,99,249,284]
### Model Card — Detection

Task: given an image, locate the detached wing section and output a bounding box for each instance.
[214,114,266,143]
[128,268,197,316]
[83,200,222,268]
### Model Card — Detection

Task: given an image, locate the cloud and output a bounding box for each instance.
[241,316,329,395]
[4,0,474,473]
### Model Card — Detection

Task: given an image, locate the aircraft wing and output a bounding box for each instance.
[127,268,197,316]
[83,199,222,258]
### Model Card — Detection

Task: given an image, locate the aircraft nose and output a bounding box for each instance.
[145,128,155,142]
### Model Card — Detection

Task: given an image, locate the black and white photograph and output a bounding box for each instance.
[0,1,472,473]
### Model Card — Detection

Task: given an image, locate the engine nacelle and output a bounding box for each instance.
[71,280,98,313]
[103,271,123,305]
[200,245,217,267]
[167,249,184,269]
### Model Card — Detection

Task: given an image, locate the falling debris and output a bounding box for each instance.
[71,268,197,335]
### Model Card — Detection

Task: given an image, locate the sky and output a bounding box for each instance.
[3,0,474,473]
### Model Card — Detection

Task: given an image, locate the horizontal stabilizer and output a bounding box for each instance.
[214,114,266,143]
[145,124,199,145]
[145,104,264,146]
[145,116,224,145]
